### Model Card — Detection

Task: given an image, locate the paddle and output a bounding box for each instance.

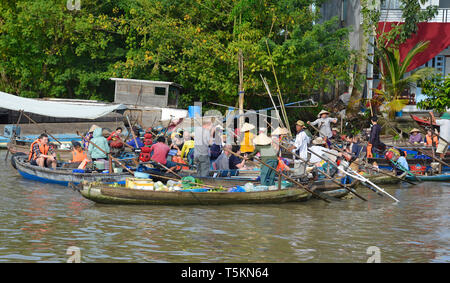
[76,131,134,175]
[275,140,367,201]
[263,119,366,201]
[224,148,331,203]
[308,122,418,186]
[5,110,24,163]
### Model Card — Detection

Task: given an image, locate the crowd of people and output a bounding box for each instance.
[26,109,450,182]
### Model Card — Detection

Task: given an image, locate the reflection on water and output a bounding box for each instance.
[0,151,448,262]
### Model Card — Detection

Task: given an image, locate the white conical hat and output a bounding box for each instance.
[253,133,272,145]
[410,128,421,134]
[272,127,289,136]
[312,137,326,145]
[240,123,255,132]
[317,110,330,118]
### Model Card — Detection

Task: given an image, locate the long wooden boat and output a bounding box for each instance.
[365,174,402,185]
[7,141,73,161]
[405,173,450,182]
[77,184,311,205]
[12,155,131,186]
[367,157,450,169]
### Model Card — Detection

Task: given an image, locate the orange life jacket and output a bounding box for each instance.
[28,140,49,161]
[425,135,438,147]
[72,149,87,163]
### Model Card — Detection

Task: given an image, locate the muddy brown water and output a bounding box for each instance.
[0,151,448,262]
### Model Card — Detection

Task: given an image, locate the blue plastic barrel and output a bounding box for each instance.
[188,106,201,118]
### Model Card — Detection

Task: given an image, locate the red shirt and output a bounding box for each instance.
[149,142,170,165]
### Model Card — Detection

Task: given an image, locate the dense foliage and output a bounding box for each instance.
[0,0,352,111]
[417,74,450,113]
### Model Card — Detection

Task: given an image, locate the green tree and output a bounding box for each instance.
[417,74,450,113]
[374,41,435,119]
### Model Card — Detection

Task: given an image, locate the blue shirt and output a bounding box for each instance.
[396,156,409,172]
[127,138,145,149]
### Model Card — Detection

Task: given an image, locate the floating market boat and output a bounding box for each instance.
[11,154,131,186]
[76,183,312,205]
[7,141,73,161]
[405,173,450,182]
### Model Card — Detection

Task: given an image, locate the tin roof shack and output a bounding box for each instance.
[111,78,187,126]
[111,78,182,108]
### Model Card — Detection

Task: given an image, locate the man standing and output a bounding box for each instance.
[28,134,57,169]
[367,116,385,158]
[194,120,215,177]
[430,111,450,159]
[307,110,338,139]
[289,120,310,175]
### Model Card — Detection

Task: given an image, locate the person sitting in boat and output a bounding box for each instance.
[88,127,110,162]
[307,110,338,143]
[330,127,341,142]
[126,129,145,149]
[367,116,385,158]
[70,141,90,169]
[83,124,99,149]
[28,133,57,169]
[430,111,450,159]
[180,132,195,165]
[229,145,246,170]
[409,128,423,144]
[350,135,366,159]
[423,129,439,147]
[248,133,278,186]
[107,127,123,141]
[149,136,177,171]
[213,145,231,171]
[308,137,333,167]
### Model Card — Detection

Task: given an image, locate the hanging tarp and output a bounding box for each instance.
[0,91,127,119]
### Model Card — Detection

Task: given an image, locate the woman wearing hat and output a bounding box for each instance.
[240,123,256,155]
[408,128,423,144]
[248,133,278,186]
[307,110,338,140]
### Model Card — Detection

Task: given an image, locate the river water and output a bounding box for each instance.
[0,151,448,263]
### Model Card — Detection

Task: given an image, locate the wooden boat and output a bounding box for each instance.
[367,157,450,169]
[405,173,450,182]
[410,114,437,128]
[12,154,131,186]
[77,183,311,205]
[365,174,402,185]
[7,141,73,161]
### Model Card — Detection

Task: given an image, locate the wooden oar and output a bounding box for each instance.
[224,148,331,203]
[76,131,134,175]
[408,144,450,168]
[275,140,367,201]
[126,115,140,149]
[22,112,62,145]
[308,122,417,185]
[150,160,183,179]
[5,110,24,163]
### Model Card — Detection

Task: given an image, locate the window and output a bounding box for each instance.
[155,87,166,96]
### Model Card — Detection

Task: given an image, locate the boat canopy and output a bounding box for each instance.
[0,91,127,119]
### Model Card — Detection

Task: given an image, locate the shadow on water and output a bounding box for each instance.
[0,151,448,262]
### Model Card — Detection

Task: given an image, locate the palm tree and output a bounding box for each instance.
[374,41,435,119]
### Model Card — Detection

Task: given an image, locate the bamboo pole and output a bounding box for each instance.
[22,112,62,145]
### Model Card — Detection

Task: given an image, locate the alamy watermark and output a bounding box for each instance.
[67,0,81,11]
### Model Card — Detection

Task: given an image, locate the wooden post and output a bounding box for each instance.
[238,49,244,129]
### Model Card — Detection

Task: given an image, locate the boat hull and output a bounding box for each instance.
[79,185,311,205]
[13,156,130,186]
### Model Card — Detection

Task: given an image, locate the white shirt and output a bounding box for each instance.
[308,146,337,164]
[293,130,310,160]
[436,119,450,143]
[310,117,338,138]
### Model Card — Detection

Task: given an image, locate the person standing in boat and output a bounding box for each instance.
[409,128,423,144]
[28,133,57,169]
[307,110,338,142]
[88,127,110,164]
[194,120,215,177]
[248,133,278,186]
[288,121,310,175]
[430,111,450,159]
[367,116,385,158]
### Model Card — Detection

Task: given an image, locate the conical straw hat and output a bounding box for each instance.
[272,127,289,136]
[410,128,421,134]
[89,124,99,133]
[253,133,272,145]
[312,137,326,145]
[317,110,330,118]
[240,123,255,132]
